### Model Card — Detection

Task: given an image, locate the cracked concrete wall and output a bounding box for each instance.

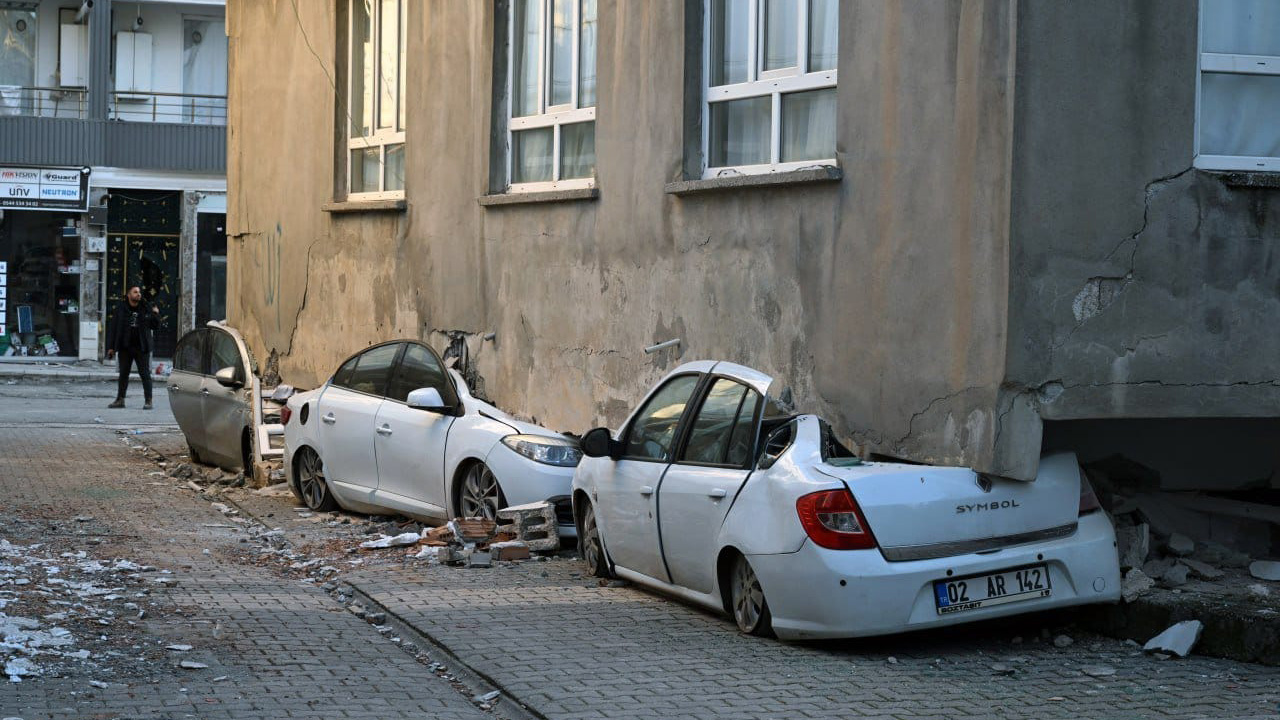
[227,1,1015,473]
[1007,1,1280,481]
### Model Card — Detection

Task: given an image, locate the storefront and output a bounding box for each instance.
[0,165,91,359]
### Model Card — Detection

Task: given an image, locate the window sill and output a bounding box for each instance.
[664,166,843,196]
[322,198,407,214]
[1211,170,1280,189]
[477,188,599,207]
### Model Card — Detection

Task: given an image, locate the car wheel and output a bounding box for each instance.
[187,443,203,465]
[579,501,611,578]
[730,554,774,637]
[296,447,336,511]
[458,461,504,520]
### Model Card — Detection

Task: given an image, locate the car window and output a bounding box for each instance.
[345,343,401,397]
[173,330,206,374]
[624,374,701,461]
[207,330,244,379]
[332,355,360,388]
[679,378,760,467]
[386,343,454,403]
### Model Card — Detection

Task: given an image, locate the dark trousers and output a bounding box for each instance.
[116,347,153,401]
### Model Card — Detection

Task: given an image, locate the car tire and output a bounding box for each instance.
[579,501,612,579]
[730,554,774,637]
[295,446,337,512]
[457,461,505,520]
[187,443,203,465]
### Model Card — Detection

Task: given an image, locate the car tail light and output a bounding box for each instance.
[1078,469,1101,515]
[280,405,293,426]
[796,489,877,550]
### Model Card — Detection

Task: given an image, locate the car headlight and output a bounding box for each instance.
[500,434,583,467]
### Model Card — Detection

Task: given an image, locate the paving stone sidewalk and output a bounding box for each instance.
[0,425,492,720]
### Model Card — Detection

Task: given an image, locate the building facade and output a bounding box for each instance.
[225,0,1278,490]
[0,0,227,361]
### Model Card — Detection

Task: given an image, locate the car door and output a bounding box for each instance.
[316,343,400,495]
[595,373,703,582]
[371,343,459,516]
[658,377,762,594]
[167,329,207,451]
[202,328,251,467]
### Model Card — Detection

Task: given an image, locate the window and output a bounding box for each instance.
[174,330,206,374]
[506,0,598,191]
[1197,0,1280,171]
[703,0,837,177]
[332,355,360,388]
[345,0,406,198]
[0,7,36,87]
[679,378,761,467]
[386,343,455,404]
[207,330,244,380]
[624,374,701,461]
[343,343,401,396]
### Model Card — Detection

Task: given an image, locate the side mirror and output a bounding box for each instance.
[215,366,244,388]
[580,427,620,460]
[407,387,451,413]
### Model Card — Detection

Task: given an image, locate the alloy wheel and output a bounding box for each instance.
[297,447,335,511]
[731,555,772,636]
[459,462,502,520]
[581,502,611,578]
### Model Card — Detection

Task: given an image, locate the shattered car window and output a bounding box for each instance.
[208,330,244,379]
[757,419,796,470]
[820,420,861,466]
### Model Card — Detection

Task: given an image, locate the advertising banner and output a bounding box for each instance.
[0,166,91,211]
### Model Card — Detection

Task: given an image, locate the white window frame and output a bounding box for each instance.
[506,0,597,193]
[345,0,406,201]
[702,0,837,179]
[1194,1,1280,172]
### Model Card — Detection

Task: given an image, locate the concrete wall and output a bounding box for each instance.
[227,1,1016,472]
[1008,1,1280,480]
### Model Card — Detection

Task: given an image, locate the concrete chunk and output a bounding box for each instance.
[1143,620,1203,658]
[1160,563,1189,587]
[1249,560,1280,582]
[1177,558,1224,580]
[1166,533,1195,557]
[1122,568,1155,603]
[1116,523,1149,570]
[495,501,560,552]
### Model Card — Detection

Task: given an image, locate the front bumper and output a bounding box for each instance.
[748,511,1121,640]
[484,441,578,539]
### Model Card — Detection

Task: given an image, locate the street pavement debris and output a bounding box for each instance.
[1121,568,1155,603]
[1166,533,1196,557]
[178,660,208,669]
[1143,620,1203,658]
[1249,560,1280,582]
[1178,558,1224,580]
[1081,665,1117,677]
[1053,634,1074,648]
[359,532,421,550]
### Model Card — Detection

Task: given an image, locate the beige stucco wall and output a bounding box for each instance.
[228,1,1021,476]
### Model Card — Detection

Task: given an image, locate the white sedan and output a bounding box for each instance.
[572,361,1121,640]
[283,340,580,535]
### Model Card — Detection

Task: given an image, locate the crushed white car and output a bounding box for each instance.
[283,340,579,536]
[572,361,1121,640]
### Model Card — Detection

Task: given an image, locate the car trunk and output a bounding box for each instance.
[814,453,1083,561]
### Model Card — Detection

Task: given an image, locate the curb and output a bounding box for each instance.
[339,582,548,720]
[1077,593,1280,666]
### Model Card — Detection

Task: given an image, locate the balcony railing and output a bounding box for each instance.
[0,86,227,126]
[0,86,89,119]
[110,90,227,125]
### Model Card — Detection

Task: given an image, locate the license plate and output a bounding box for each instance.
[934,564,1051,615]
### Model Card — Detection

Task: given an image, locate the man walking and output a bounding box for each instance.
[106,286,160,409]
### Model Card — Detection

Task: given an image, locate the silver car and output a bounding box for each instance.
[167,322,285,474]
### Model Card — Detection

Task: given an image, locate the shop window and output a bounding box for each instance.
[0,213,82,358]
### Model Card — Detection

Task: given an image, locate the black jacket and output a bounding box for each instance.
[108,300,160,354]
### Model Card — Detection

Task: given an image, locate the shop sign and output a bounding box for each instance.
[0,165,91,211]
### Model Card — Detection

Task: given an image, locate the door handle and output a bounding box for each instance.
[640,485,654,496]
[376,424,393,436]
[321,413,336,425]
[708,488,727,499]
[200,388,210,395]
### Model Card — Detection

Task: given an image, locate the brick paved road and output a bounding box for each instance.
[0,395,492,719]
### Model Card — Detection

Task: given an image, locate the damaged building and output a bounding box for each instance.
[225,2,1279,554]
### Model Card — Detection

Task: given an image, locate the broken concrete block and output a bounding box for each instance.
[252,461,273,488]
[1166,533,1195,557]
[1249,560,1280,582]
[359,532,421,550]
[437,546,464,565]
[1122,568,1155,603]
[495,501,560,553]
[421,525,453,545]
[1177,558,1224,581]
[466,550,492,568]
[449,518,497,545]
[1142,557,1175,579]
[1159,564,1189,587]
[489,541,530,561]
[1194,541,1251,569]
[1116,523,1150,570]
[1143,620,1203,658]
